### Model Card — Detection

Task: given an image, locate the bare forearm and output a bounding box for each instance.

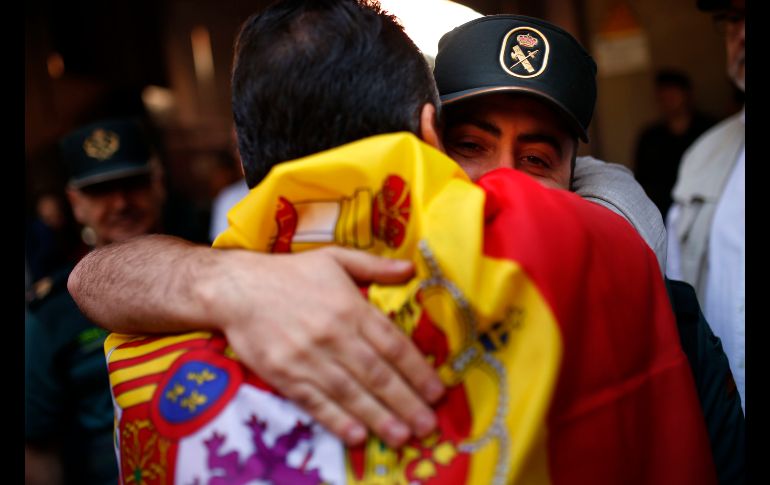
[69,237,444,447]
[67,234,229,333]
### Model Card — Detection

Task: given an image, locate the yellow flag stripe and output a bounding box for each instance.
[108,332,212,363]
[115,384,158,409]
[109,350,186,386]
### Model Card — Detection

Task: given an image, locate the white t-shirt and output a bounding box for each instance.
[665,112,745,412]
[703,143,745,412]
[209,179,250,243]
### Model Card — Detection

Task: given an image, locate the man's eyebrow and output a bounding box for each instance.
[449,117,501,138]
[518,133,563,159]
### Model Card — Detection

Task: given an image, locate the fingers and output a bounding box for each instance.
[293,301,441,447]
[326,246,414,285]
[335,326,441,444]
[221,247,445,449]
[361,308,446,400]
[300,360,416,448]
[324,247,446,441]
[277,380,368,446]
[233,334,372,447]
[266,349,414,448]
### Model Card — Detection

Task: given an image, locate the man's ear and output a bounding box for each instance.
[149,160,168,203]
[419,103,445,153]
[65,187,86,225]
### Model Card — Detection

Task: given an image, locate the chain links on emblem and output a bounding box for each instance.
[416,240,511,485]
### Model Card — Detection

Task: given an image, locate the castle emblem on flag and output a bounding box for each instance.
[271,197,298,253]
[269,174,411,252]
[372,175,411,248]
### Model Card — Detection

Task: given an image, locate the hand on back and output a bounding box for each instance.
[203,246,445,447]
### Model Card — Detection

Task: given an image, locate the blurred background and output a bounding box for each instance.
[25,0,743,250]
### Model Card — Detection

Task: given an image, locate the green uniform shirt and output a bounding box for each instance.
[26,264,117,485]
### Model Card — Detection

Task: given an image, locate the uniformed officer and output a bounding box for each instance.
[433,14,744,484]
[25,118,166,485]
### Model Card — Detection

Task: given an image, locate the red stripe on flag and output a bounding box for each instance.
[477,169,716,484]
[112,372,166,397]
[110,336,156,349]
[108,338,210,373]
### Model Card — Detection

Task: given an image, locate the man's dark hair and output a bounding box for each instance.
[232,0,439,187]
[655,69,692,91]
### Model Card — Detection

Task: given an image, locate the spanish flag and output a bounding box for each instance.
[107,133,715,484]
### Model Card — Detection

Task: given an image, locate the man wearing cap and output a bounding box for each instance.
[435,14,667,271]
[434,14,744,483]
[62,119,165,246]
[667,0,745,415]
[25,119,165,485]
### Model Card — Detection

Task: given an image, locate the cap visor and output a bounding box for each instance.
[69,165,152,189]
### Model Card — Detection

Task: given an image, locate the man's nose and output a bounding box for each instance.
[109,189,130,210]
[494,151,516,171]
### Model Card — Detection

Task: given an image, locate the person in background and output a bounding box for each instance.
[25,191,88,284]
[25,118,166,485]
[666,0,745,413]
[634,69,715,219]
[208,141,249,243]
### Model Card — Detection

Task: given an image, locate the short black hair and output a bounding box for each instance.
[232,0,439,187]
[654,69,692,91]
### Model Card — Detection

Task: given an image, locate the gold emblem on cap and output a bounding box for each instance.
[83,128,120,160]
[499,27,550,79]
[517,33,538,48]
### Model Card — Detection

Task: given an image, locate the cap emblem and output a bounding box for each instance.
[83,128,120,160]
[516,33,538,48]
[500,27,550,78]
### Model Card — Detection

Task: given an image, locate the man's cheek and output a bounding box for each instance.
[456,161,485,182]
[531,175,564,190]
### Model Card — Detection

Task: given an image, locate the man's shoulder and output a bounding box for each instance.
[690,112,718,134]
[684,112,743,158]
[480,167,642,238]
[26,263,75,310]
[673,112,744,201]
[26,262,93,336]
[665,279,701,319]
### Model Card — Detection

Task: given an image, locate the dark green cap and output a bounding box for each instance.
[60,119,153,189]
[435,15,597,142]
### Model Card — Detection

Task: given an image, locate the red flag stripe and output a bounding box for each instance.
[108,338,211,373]
[112,371,167,397]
